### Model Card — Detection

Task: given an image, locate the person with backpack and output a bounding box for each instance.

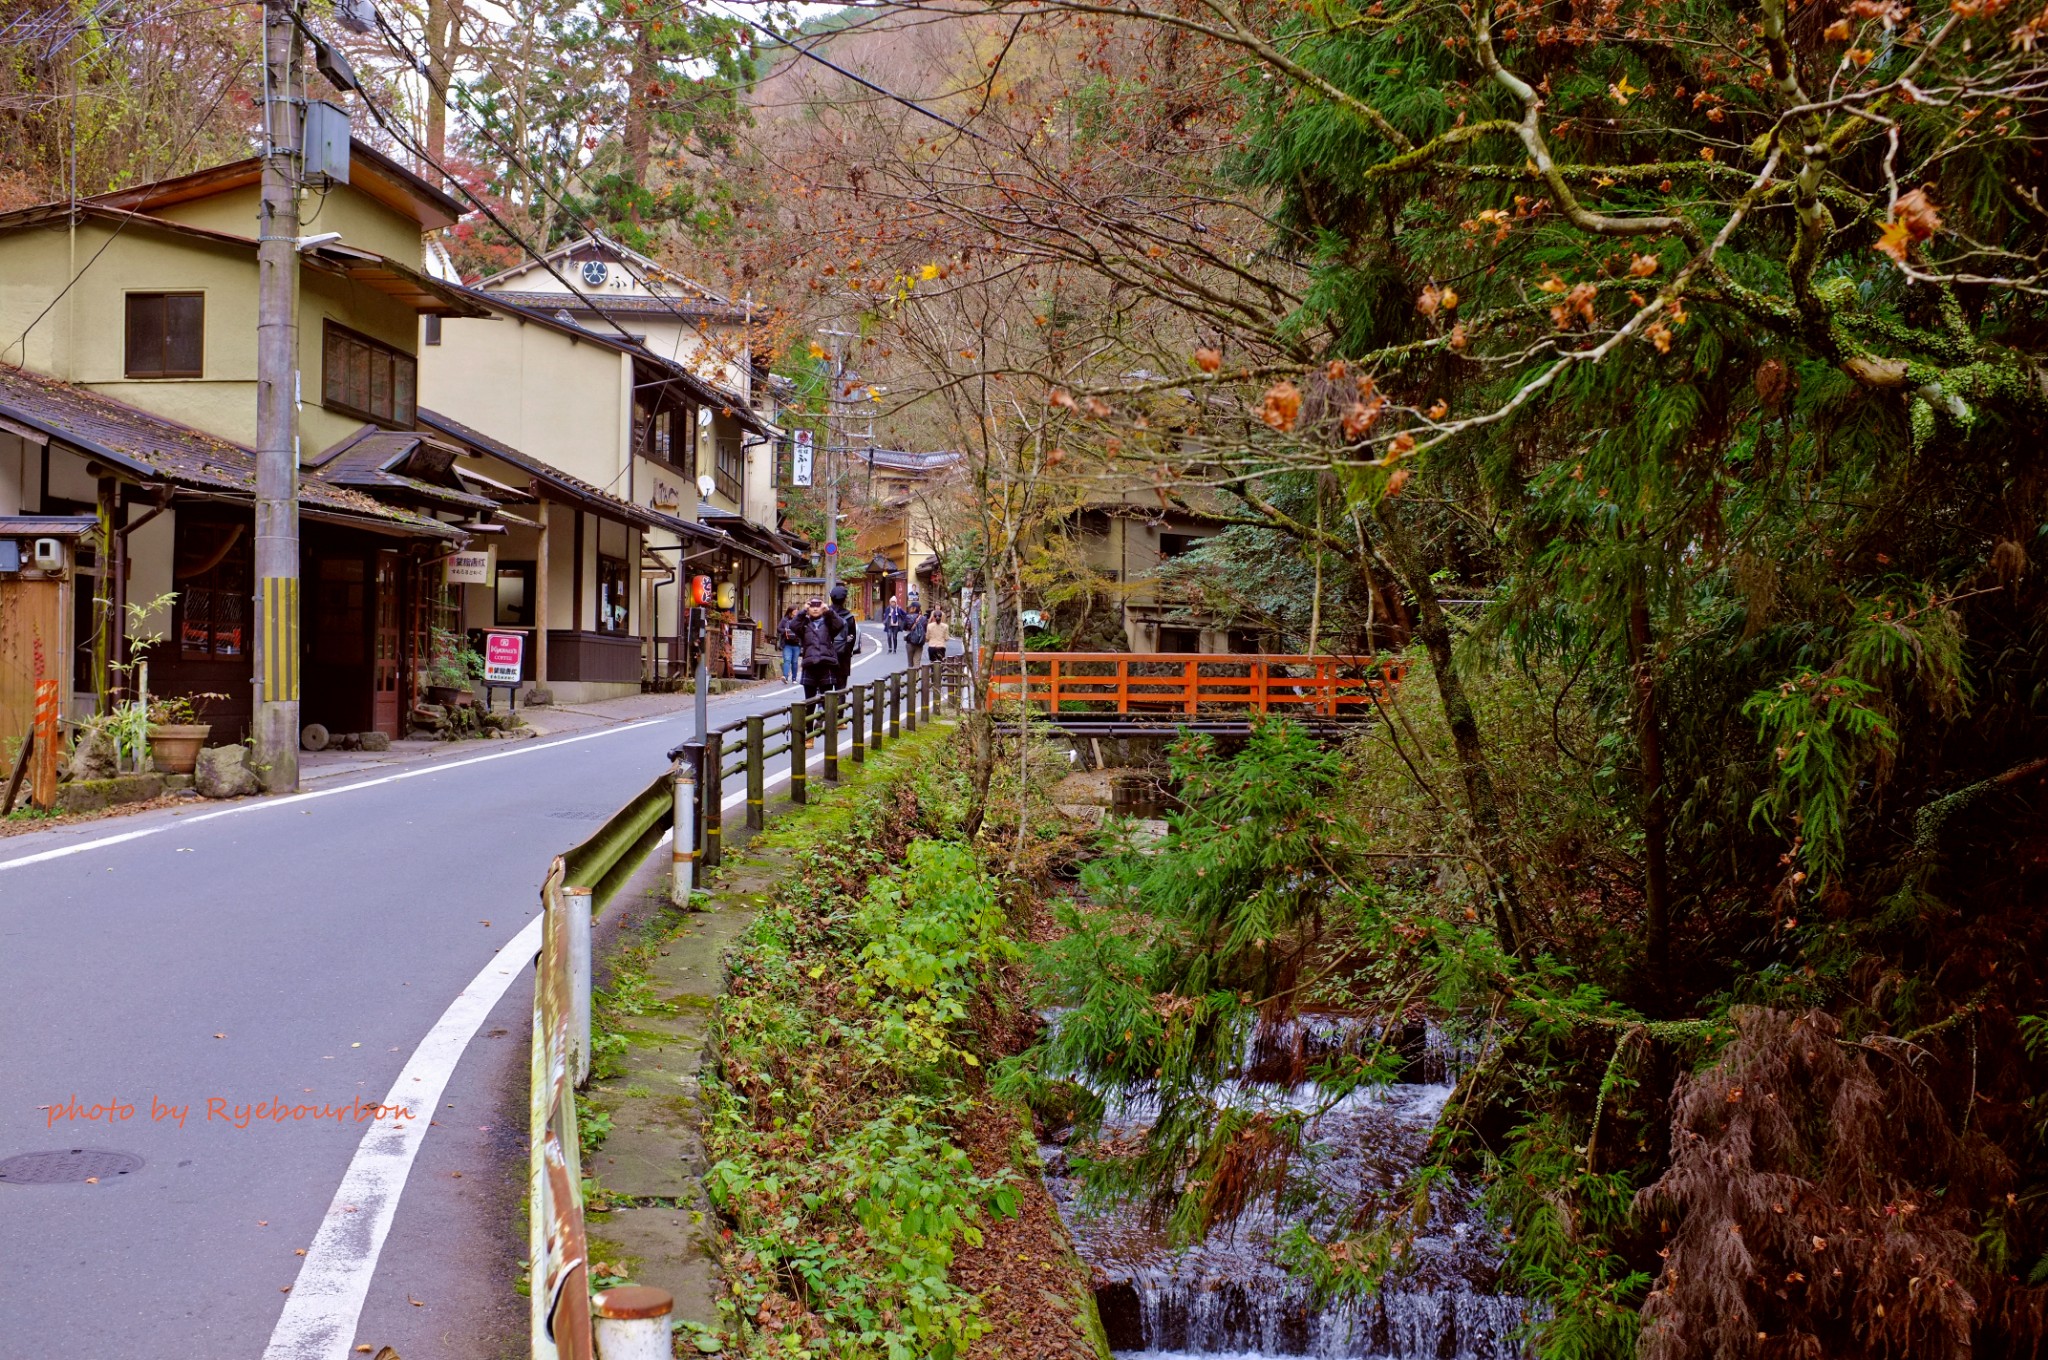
[778,605,802,683]
[903,606,928,667]
[796,597,846,699]
[828,583,859,689]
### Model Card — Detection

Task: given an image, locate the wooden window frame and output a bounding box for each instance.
[595,554,630,636]
[321,320,417,428]
[125,291,205,379]
[714,433,743,503]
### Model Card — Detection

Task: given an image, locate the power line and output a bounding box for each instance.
[362,7,766,392]
[4,58,252,369]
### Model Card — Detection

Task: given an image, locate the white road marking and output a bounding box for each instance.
[0,716,676,874]
[261,912,545,1360]
[258,734,861,1356]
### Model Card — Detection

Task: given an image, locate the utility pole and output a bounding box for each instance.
[254,0,302,791]
[822,337,840,596]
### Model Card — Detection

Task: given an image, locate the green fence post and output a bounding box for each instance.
[790,701,808,805]
[702,728,723,869]
[746,714,765,831]
[823,690,840,782]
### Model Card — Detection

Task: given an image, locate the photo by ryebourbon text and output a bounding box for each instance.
[43,1094,416,1129]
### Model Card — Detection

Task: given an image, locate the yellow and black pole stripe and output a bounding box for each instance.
[261,576,299,702]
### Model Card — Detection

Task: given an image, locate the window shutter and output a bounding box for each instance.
[394,353,415,425]
[126,294,165,377]
[164,294,204,376]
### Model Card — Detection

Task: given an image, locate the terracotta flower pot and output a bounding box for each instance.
[148,723,212,775]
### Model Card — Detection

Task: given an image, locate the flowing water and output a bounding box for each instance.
[1040,1015,1530,1360]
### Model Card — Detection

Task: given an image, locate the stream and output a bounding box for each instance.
[1040,1015,1529,1360]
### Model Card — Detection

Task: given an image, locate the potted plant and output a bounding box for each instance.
[144,693,222,774]
[423,627,484,707]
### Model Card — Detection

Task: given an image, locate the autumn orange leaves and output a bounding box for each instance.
[1875,188,1942,265]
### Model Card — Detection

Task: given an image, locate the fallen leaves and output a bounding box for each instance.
[1193,346,1222,373]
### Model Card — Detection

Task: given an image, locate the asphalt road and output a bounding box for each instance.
[0,626,920,1360]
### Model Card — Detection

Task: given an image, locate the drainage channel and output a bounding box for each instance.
[1041,1016,1528,1360]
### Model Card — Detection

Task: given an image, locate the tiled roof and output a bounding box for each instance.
[309,427,502,513]
[417,408,754,554]
[0,367,461,538]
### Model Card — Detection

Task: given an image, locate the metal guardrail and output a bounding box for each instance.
[529,654,968,1359]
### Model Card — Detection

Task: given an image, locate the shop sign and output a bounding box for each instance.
[792,429,813,487]
[446,549,493,585]
[483,631,524,684]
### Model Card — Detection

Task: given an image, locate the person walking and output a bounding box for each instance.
[902,606,928,667]
[882,599,905,654]
[924,609,950,666]
[796,598,845,700]
[778,605,802,683]
[828,583,859,690]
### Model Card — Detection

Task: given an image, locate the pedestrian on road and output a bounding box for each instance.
[924,609,950,665]
[779,606,802,683]
[828,583,859,689]
[882,599,905,654]
[903,606,928,666]
[797,598,845,699]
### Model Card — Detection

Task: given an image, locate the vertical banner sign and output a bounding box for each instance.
[262,576,299,701]
[792,428,814,487]
[484,631,525,685]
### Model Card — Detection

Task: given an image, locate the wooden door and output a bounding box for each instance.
[372,550,400,737]
[0,578,62,752]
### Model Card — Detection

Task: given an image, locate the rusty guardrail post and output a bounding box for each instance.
[593,1285,674,1359]
[849,683,865,765]
[745,714,765,831]
[565,883,594,1087]
[822,690,840,782]
[789,701,808,804]
[702,728,723,871]
[670,742,700,905]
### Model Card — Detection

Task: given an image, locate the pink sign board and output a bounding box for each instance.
[484,631,524,685]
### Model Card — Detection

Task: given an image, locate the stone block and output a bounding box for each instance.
[358,731,391,752]
[56,772,164,814]
[194,745,260,799]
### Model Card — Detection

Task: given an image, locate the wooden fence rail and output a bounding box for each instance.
[987,652,1407,718]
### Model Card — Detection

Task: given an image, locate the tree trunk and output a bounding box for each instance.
[423,0,464,177]
[622,22,656,188]
[1370,501,1521,953]
[1626,570,1673,1002]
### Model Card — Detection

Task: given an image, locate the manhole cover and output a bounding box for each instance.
[0,1149,144,1184]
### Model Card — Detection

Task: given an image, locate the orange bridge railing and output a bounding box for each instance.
[988,652,1408,718]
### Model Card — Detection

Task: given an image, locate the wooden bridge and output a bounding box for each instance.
[988,651,1407,731]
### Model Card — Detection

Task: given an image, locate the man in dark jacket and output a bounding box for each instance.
[796,598,845,699]
[882,599,905,654]
[828,582,859,689]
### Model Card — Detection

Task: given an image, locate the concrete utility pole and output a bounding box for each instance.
[822,338,841,597]
[254,0,303,792]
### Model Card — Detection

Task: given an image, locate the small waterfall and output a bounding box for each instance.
[1041,1014,1529,1359]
